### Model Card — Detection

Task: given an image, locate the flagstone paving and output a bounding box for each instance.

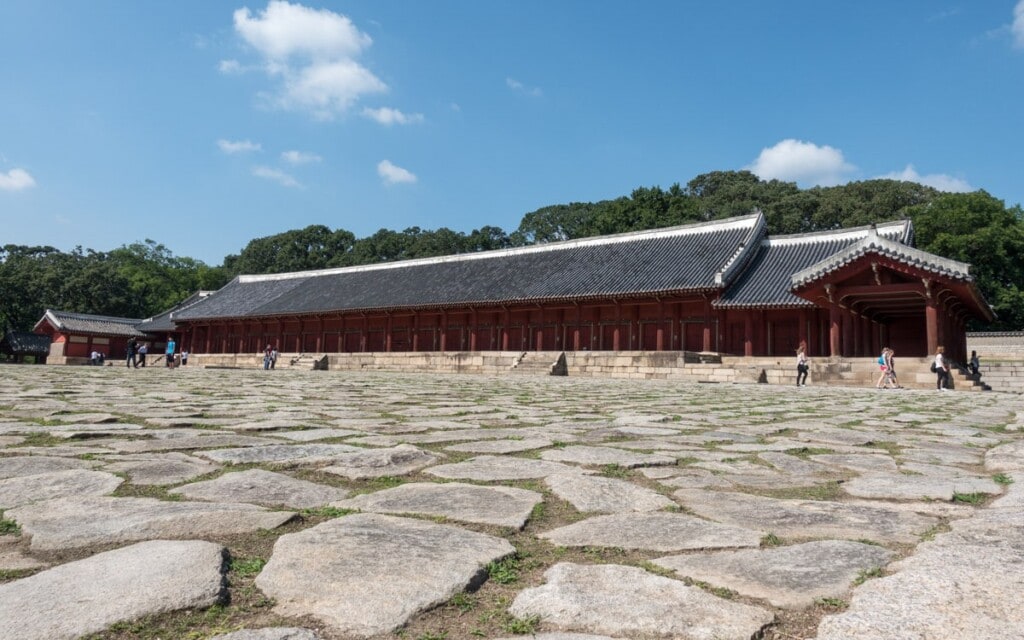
[0,365,1022,639]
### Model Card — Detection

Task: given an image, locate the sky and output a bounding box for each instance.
[1,1,1023,266]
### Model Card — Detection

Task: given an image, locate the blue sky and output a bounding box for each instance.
[1,1,1023,265]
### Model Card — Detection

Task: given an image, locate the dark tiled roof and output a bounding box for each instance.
[716,221,912,309]
[1,331,51,355]
[177,215,765,321]
[791,230,972,288]
[36,309,147,338]
[137,291,214,333]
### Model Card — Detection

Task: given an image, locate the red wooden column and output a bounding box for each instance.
[360,316,367,353]
[555,309,564,350]
[798,309,809,355]
[502,309,510,351]
[535,313,544,352]
[743,310,753,356]
[829,305,841,357]
[702,297,713,352]
[612,302,622,351]
[440,310,448,352]
[385,314,393,352]
[656,301,665,351]
[470,309,478,351]
[411,313,419,352]
[203,325,211,354]
[852,314,862,357]
[573,305,581,351]
[925,300,939,355]
[316,317,323,352]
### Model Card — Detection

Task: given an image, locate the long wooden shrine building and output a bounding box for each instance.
[171,212,992,361]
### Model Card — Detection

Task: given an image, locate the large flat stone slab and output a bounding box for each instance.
[333,482,541,528]
[0,540,225,640]
[817,508,1024,639]
[0,469,123,508]
[197,443,365,465]
[509,563,773,639]
[319,445,440,479]
[445,437,553,454]
[540,512,762,552]
[673,489,938,543]
[107,434,280,453]
[0,456,98,479]
[255,513,514,637]
[7,496,295,551]
[171,469,350,508]
[985,440,1024,472]
[539,445,676,468]
[100,452,221,485]
[842,473,1003,501]
[272,428,364,442]
[809,454,899,474]
[209,629,320,640]
[426,455,587,481]
[653,540,894,609]
[544,472,676,513]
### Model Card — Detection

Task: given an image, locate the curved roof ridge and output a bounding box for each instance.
[791,231,973,289]
[715,211,767,286]
[766,219,911,246]
[238,213,764,284]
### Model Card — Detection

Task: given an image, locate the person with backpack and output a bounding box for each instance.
[933,346,950,391]
[795,344,809,387]
[875,348,891,389]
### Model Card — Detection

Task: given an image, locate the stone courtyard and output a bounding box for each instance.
[0,365,1022,640]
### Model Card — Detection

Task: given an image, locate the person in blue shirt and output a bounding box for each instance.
[166,336,176,368]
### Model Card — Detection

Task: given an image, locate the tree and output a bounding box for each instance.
[905,192,1024,329]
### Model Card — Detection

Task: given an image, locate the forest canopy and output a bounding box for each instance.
[3,171,1022,332]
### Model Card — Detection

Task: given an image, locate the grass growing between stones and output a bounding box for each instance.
[951,492,988,505]
[746,480,844,502]
[0,511,20,535]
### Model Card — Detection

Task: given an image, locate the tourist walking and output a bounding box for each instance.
[270,347,278,369]
[181,349,189,366]
[138,343,147,367]
[165,336,176,368]
[969,350,980,378]
[795,345,809,386]
[263,344,272,370]
[126,337,138,368]
[886,348,901,388]
[933,346,950,391]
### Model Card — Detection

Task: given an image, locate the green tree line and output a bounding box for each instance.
[3,171,1022,332]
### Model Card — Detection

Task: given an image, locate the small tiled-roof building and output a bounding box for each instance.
[0,331,52,363]
[34,309,146,364]
[171,212,991,361]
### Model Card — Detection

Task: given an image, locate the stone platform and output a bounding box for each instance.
[0,365,1022,639]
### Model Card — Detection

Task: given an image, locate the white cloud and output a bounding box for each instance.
[281,150,322,164]
[234,0,371,61]
[279,59,386,119]
[0,168,36,191]
[1014,0,1024,48]
[252,165,301,188]
[218,138,261,154]
[362,107,425,126]
[746,139,856,186]
[219,59,244,74]
[877,164,973,193]
[230,1,386,119]
[377,159,417,185]
[506,77,542,97]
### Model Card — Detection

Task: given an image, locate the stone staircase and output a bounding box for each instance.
[507,352,567,376]
[975,362,1024,394]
